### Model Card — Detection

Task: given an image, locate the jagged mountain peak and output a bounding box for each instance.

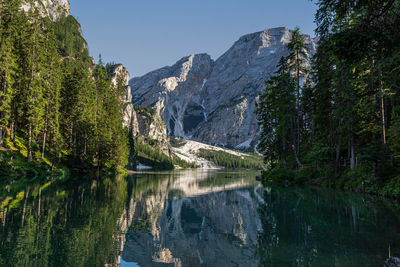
[129,27,317,150]
[129,53,214,137]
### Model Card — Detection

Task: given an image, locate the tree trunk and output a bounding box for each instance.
[74,131,77,158]
[84,132,87,157]
[283,140,287,168]
[42,111,48,159]
[335,137,341,171]
[350,135,355,170]
[291,119,303,168]
[296,51,301,162]
[37,188,41,217]
[294,146,303,168]
[0,127,3,147]
[12,122,16,145]
[28,124,32,163]
[10,121,14,143]
[49,129,54,170]
[27,20,37,163]
[380,75,386,145]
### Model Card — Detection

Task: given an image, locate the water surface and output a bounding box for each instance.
[0,170,399,266]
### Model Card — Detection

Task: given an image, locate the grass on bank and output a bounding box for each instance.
[0,131,67,179]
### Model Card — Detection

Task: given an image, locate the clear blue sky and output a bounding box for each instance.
[69,0,317,78]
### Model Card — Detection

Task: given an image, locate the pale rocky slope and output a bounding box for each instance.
[172,139,253,169]
[22,0,70,21]
[130,27,317,150]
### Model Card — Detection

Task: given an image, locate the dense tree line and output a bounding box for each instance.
[0,0,128,173]
[132,138,198,170]
[257,0,400,195]
[198,149,265,169]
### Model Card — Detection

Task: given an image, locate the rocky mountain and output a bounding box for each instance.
[21,0,70,21]
[130,27,318,150]
[131,106,171,155]
[130,54,214,138]
[109,65,171,160]
[109,64,134,129]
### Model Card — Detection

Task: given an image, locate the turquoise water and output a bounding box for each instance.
[0,170,399,266]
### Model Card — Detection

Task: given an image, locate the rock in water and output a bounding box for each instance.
[129,27,318,150]
[385,257,400,267]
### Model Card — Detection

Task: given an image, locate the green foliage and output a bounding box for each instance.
[258,1,400,198]
[172,154,199,169]
[382,177,400,198]
[170,137,187,148]
[134,105,156,118]
[53,15,91,62]
[132,139,174,170]
[0,175,127,266]
[197,149,265,169]
[257,28,310,169]
[132,137,197,170]
[0,4,129,176]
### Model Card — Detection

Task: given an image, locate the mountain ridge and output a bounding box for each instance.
[129,27,317,150]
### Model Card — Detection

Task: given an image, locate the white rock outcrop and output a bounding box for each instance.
[22,0,70,21]
[109,64,134,128]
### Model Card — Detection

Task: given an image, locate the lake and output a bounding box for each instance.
[1,170,399,266]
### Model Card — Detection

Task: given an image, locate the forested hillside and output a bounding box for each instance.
[257,0,400,197]
[0,0,128,177]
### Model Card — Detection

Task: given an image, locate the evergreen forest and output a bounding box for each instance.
[257,0,400,197]
[0,0,129,177]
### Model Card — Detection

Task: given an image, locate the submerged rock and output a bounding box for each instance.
[385,257,400,267]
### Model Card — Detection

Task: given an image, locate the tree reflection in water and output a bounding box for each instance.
[256,185,400,266]
[1,171,400,267]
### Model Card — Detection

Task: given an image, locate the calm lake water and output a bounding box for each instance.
[1,169,400,266]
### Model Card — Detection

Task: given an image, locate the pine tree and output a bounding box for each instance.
[257,57,296,167]
[285,27,310,167]
[41,23,62,160]
[0,0,20,146]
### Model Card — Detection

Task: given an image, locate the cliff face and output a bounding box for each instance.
[22,0,70,21]
[130,27,318,150]
[109,65,171,156]
[109,64,134,129]
[130,54,214,137]
[131,107,170,154]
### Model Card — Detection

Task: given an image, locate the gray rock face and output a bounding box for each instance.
[109,64,171,158]
[109,64,134,128]
[131,107,170,155]
[130,54,214,138]
[22,0,70,21]
[130,27,317,150]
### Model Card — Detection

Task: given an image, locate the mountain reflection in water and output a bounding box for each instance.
[1,169,400,267]
[120,170,261,267]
